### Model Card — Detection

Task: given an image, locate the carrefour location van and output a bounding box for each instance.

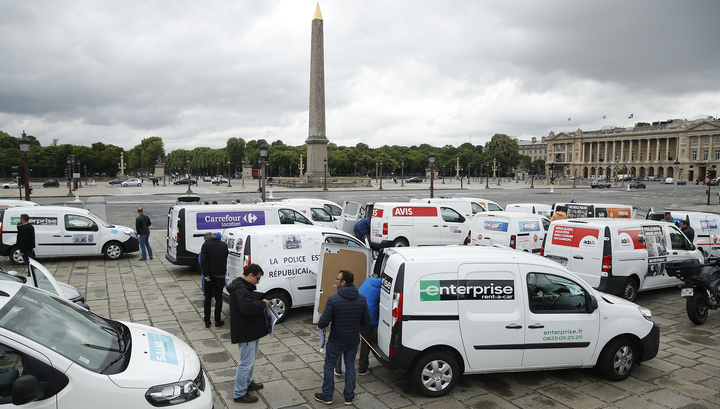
[324,245,659,397]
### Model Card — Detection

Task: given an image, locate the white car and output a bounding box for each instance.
[665,177,674,184]
[1,180,32,189]
[121,178,143,187]
[0,281,213,408]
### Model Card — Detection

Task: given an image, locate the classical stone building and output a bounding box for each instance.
[545,117,720,181]
[517,136,547,162]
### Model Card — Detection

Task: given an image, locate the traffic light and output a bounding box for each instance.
[11,166,21,185]
[708,169,715,180]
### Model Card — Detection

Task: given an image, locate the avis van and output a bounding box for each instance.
[166,203,322,267]
[0,206,138,263]
[409,197,488,219]
[369,202,469,249]
[221,224,367,322]
[330,245,659,397]
[470,212,549,252]
[543,219,703,301]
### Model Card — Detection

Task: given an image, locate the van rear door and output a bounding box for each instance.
[338,201,363,234]
[314,244,372,323]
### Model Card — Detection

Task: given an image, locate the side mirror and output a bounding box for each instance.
[12,375,47,406]
[588,295,599,312]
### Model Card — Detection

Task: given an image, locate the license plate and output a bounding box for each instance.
[681,288,694,297]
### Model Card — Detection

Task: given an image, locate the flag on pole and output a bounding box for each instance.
[628,114,634,119]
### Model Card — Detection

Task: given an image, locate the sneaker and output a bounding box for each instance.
[234,394,258,403]
[344,396,355,405]
[149,256,153,260]
[314,392,332,405]
[334,368,343,378]
[358,368,372,376]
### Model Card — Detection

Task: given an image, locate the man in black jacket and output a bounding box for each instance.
[314,270,370,405]
[17,214,35,267]
[135,207,153,260]
[227,263,270,404]
[201,231,228,328]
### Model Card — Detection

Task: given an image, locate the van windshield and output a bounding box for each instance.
[0,286,124,374]
[471,203,486,214]
[89,211,114,228]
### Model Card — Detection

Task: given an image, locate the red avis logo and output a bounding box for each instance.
[392,207,438,217]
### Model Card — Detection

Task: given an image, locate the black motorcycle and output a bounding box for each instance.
[666,257,720,324]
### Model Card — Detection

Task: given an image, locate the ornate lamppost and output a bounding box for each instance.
[185,157,193,194]
[379,160,383,190]
[227,160,232,187]
[549,162,556,193]
[429,151,435,198]
[323,157,328,191]
[216,160,220,184]
[485,162,490,189]
[573,169,577,188]
[467,163,471,185]
[66,156,73,196]
[260,142,268,201]
[670,159,680,209]
[354,161,357,177]
[19,132,31,201]
[401,160,405,186]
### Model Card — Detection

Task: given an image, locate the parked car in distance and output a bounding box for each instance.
[212,177,228,184]
[590,180,611,188]
[42,179,60,187]
[676,179,687,185]
[108,177,126,185]
[203,176,213,182]
[707,179,719,186]
[629,181,646,189]
[121,178,142,187]
[173,178,197,185]
[665,177,675,184]
[405,177,423,183]
[1,180,32,189]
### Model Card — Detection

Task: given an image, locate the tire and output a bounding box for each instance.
[620,278,638,302]
[9,246,23,265]
[266,292,291,323]
[103,241,124,260]
[392,238,409,247]
[687,294,709,325]
[597,337,636,381]
[411,351,460,397]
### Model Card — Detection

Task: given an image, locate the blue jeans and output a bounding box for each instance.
[20,249,34,267]
[234,340,260,398]
[139,234,153,259]
[323,340,359,401]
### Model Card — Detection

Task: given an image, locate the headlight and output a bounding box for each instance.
[145,380,200,406]
[638,307,654,323]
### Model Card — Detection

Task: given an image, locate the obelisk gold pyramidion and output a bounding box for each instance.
[304,2,329,180]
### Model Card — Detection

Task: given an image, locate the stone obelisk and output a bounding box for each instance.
[304,3,329,180]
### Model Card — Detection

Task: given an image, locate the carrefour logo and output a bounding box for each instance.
[484,221,509,232]
[420,280,514,301]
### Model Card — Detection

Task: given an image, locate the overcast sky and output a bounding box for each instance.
[1,1,719,152]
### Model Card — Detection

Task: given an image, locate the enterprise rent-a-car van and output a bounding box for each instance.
[335,246,659,397]
[166,203,319,267]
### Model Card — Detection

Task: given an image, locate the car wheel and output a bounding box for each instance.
[9,246,23,265]
[686,294,709,325]
[103,241,124,260]
[3,186,7,189]
[266,292,291,323]
[597,337,636,381]
[620,278,638,302]
[137,183,142,187]
[412,351,460,397]
[392,238,409,247]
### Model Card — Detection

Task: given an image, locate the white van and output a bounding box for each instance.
[280,198,343,217]
[505,203,553,218]
[646,210,720,256]
[265,202,338,229]
[552,203,636,219]
[0,200,39,208]
[0,281,212,408]
[409,198,486,219]
[470,212,549,253]
[543,219,704,301]
[222,224,366,322]
[0,206,138,264]
[166,203,320,267]
[369,202,469,249]
[328,246,659,397]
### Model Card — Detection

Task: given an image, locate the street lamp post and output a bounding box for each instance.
[19,131,31,201]
[66,156,73,196]
[375,162,379,184]
[485,163,490,189]
[549,162,556,193]
[260,142,268,201]
[401,160,405,187]
[323,157,328,191]
[186,157,193,194]
[379,160,383,190]
[572,169,577,188]
[670,159,680,208]
[467,164,471,185]
[242,157,247,188]
[354,162,357,177]
[429,151,435,198]
[216,160,219,184]
[227,160,232,187]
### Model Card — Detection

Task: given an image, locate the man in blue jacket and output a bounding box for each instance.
[315,270,371,405]
[335,275,381,377]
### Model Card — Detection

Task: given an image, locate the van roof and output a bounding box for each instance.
[551,219,672,227]
[387,246,560,267]
[374,202,439,207]
[222,224,349,237]
[474,212,543,220]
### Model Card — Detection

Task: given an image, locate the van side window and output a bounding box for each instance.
[325,236,363,247]
[487,203,503,212]
[471,203,486,214]
[669,227,688,250]
[64,214,98,231]
[278,209,312,225]
[324,204,342,216]
[311,208,333,222]
[0,344,23,404]
[541,218,550,231]
[527,273,588,314]
[440,207,464,223]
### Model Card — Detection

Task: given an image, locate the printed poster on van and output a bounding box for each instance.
[643,225,667,276]
[565,204,593,219]
[266,235,319,280]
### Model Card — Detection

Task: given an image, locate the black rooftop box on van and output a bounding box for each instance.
[665,259,703,279]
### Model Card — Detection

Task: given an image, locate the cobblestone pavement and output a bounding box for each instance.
[3,235,719,409]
